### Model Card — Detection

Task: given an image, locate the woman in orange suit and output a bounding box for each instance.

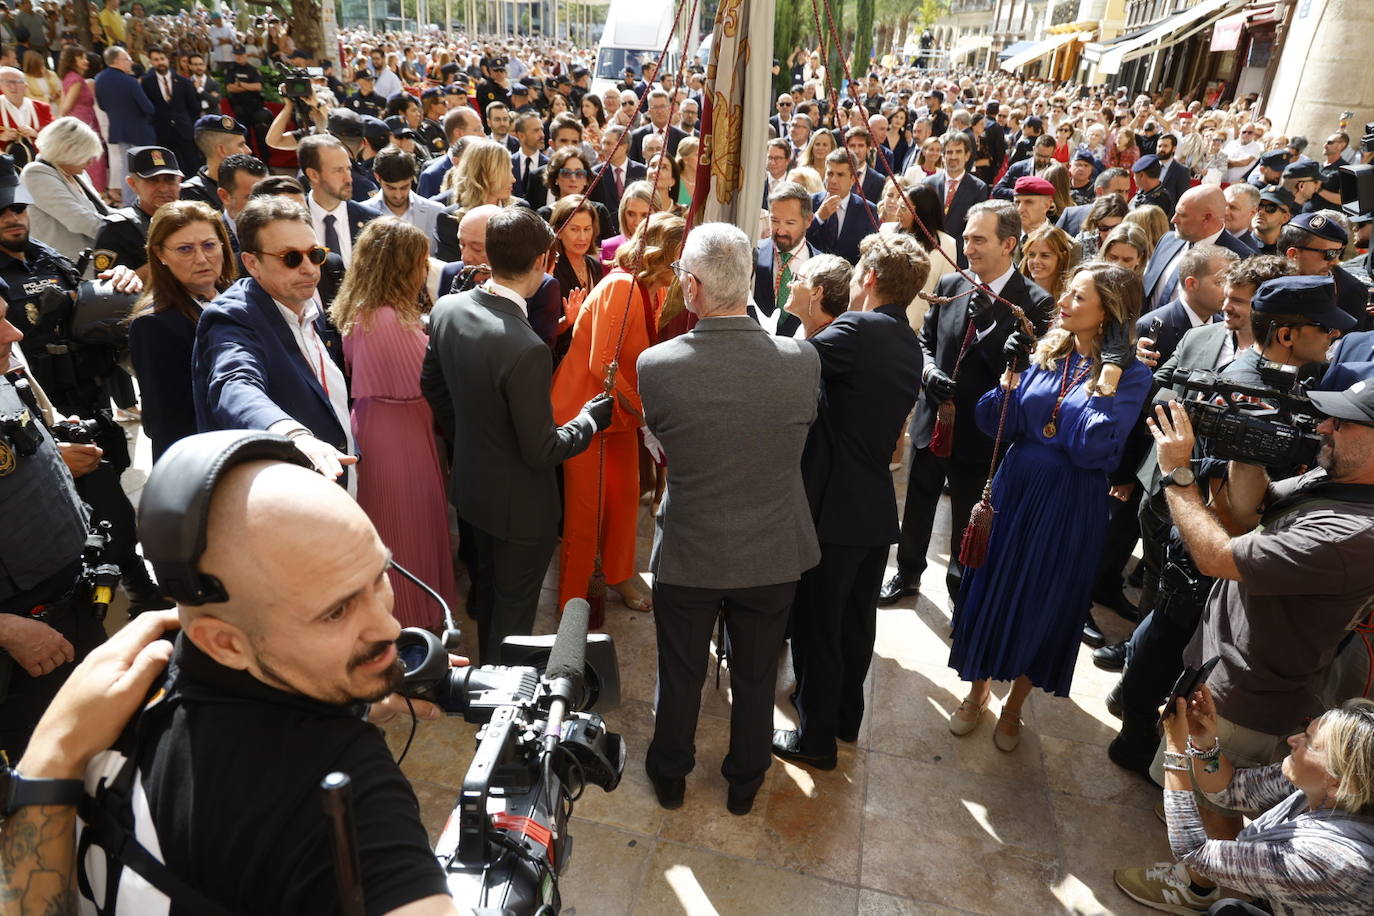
[551,211,686,616]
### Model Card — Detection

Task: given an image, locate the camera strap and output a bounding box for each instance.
[1265,478,1374,519]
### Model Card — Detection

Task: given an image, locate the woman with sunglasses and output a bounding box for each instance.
[327,217,456,630]
[538,145,612,242]
[1052,123,1074,164]
[550,213,687,618]
[128,201,236,460]
[1076,193,1127,260]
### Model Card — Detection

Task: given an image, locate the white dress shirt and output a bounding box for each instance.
[308,194,353,266]
[269,297,356,496]
[481,280,528,318]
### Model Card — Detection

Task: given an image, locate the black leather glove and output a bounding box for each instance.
[968,292,996,332]
[581,394,613,432]
[1003,328,1035,373]
[1100,317,1135,369]
[926,366,958,402]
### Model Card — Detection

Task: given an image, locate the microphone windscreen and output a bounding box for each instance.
[546,598,590,684]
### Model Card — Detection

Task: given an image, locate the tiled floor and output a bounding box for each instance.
[119,425,1173,915]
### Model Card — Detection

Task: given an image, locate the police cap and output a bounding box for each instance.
[361,116,392,143]
[1282,160,1319,181]
[1258,149,1289,171]
[127,146,181,178]
[195,114,246,137]
[1258,185,1296,212]
[1131,154,1159,173]
[1290,210,1348,245]
[0,153,34,208]
[327,107,365,138]
[1250,274,1355,331]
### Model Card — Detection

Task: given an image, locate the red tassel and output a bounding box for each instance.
[586,562,607,630]
[930,401,955,458]
[959,497,996,569]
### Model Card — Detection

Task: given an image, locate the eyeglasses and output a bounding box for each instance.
[558,168,589,179]
[1332,417,1374,431]
[1097,222,1122,235]
[778,101,793,108]
[668,260,696,283]
[1293,244,1341,262]
[1288,320,1335,334]
[164,238,224,260]
[0,203,28,216]
[1257,202,1288,214]
[251,245,328,267]
[1241,130,1254,136]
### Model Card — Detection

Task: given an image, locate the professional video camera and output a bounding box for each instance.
[391,570,625,915]
[281,65,314,100]
[1157,361,1323,468]
[49,409,121,446]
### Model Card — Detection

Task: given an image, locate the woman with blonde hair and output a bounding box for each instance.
[912,135,944,177]
[798,128,837,172]
[1122,203,1170,251]
[599,179,652,262]
[447,137,509,211]
[328,217,456,630]
[948,262,1150,751]
[127,201,235,459]
[1019,224,1078,301]
[22,50,61,106]
[551,212,686,618]
[674,135,699,208]
[21,116,108,259]
[1100,223,1153,276]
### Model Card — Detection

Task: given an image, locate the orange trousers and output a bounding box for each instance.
[558,427,641,613]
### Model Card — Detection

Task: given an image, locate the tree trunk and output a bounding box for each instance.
[292,0,326,59]
[73,0,92,52]
[895,13,910,54]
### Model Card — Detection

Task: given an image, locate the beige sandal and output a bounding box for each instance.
[949,697,989,737]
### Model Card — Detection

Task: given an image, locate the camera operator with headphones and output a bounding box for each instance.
[15,432,474,915]
[1113,279,1374,912]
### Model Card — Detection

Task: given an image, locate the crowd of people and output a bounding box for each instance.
[2,10,1374,913]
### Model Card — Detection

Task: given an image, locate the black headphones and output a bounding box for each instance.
[137,430,311,606]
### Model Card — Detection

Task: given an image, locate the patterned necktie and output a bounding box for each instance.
[945,177,958,210]
[776,249,794,312]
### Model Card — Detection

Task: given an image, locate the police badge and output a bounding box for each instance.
[92,250,116,273]
[24,301,37,326]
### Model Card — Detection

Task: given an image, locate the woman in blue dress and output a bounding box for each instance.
[947,262,1152,751]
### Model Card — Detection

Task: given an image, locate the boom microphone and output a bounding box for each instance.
[543,599,591,739]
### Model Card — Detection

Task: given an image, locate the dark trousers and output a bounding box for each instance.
[231,103,273,159]
[1121,490,1195,721]
[464,520,555,665]
[791,543,887,756]
[1093,483,1144,599]
[1207,900,1271,915]
[645,579,795,796]
[893,445,985,598]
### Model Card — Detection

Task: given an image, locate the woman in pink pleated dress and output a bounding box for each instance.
[329,217,456,630]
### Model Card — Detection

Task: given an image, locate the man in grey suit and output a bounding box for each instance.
[639,223,821,816]
[421,208,612,663]
[367,147,447,255]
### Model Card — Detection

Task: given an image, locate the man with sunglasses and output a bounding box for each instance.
[193,196,357,492]
[1223,272,1353,390]
[1221,123,1264,184]
[1279,211,1369,331]
[768,93,794,140]
[1243,185,1295,256]
[1281,159,1322,214]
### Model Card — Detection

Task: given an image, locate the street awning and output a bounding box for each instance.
[1083,0,1247,75]
[998,31,1080,72]
[997,40,1037,60]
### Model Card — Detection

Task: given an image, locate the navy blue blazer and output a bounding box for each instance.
[991,157,1038,200]
[802,303,922,546]
[1160,159,1192,210]
[750,239,819,337]
[805,191,879,265]
[140,71,201,145]
[922,171,989,267]
[128,305,200,462]
[192,278,348,453]
[1141,229,1253,313]
[1331,329,1374,367]
[590,159,646,233]
[857,167,886,204]
[435,262,562,350]
[417,153,453,199]
[1057,202,1093,237]
[510,149,549,204]
[1333,265,1372,332]
[94,69,155,146]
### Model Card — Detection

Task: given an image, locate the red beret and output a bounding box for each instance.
[1014,176,1055,197]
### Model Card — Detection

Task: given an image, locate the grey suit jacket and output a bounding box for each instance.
[1135,321,1232,493]
[638,315,822,589]
[421,287,596,540]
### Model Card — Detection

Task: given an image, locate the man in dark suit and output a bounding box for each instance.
[1156,133,1192,208]
[421,207,611,663]
[774,234,924,771]
[141,46,203,176]
[922,133,989,267]
[296,134,379,271]
[192,197,356,490]
[628,89,687,163]
[992,134,1055,201]
[768,92,794,138]
[510,111,549,204]
[844,126,887,204]
[1136,244,1237,366]
[1141,185,1254,312]
[638,222,821,816]
[805,148,880,265]
[415,106,485,198]
[590,125,645,234]
[751,181,818,337]
[880,201,1055,605]
[1058,167,1131,237]
[186,52,222,117]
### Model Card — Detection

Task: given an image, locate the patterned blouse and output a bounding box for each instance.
[1165,764,1374,916]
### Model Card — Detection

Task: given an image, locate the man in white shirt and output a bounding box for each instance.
[1221,123,1264,184]
[369,50,403,99]
[297,133,379,268]
[208,13,237,68]
[367,147,444,254]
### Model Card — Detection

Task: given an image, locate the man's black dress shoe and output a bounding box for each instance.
[1081,613,1106,649]
[1094,590,1140,623]
[771,729,837,770]
[877,571,918,605]
[1093,640,1129,672]
[726,784,756,815]
[648,773,685,809]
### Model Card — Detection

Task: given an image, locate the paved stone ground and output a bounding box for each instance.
[117,422,1173,915]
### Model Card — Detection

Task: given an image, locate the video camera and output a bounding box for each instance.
[281,65,314,100]
[50,410,121,446]
[1157,361,1323,468]
[392,572,624,915]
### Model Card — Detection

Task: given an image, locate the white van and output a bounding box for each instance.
[592,0,682,96]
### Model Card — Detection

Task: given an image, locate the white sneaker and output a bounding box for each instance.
[1113,861,1220,914]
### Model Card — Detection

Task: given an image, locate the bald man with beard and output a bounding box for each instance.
[72,456,469,915]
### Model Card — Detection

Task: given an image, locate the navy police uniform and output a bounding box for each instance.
[92,147,182,274]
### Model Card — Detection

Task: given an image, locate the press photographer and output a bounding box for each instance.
[1111,358,1374,911]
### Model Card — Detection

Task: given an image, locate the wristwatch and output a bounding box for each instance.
[1161,466,1197,489]
[0,759,85,819]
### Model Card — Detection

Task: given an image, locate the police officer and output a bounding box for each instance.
[417,88,448,158]
[223,43,271,158]
[476,56,511,126]
[1130,154,1175,218]
[1281,159,1323,213]
[357,116,392,187]
[344,69,386,120]
[91,147,183,276]
[180,116,251,213]
[0,296,108,762]
[509,82,537,116]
